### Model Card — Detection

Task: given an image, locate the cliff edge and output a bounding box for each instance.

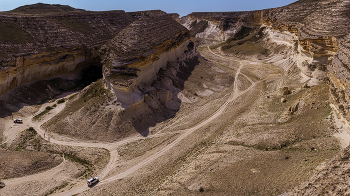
[101,14,190,107]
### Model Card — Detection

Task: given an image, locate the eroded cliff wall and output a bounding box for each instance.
[182,0,350,124]
[180,11,263,41]
[101,14,190,107]
[180,1,350,194]
[263,0,350,127]
[0,9,171,97]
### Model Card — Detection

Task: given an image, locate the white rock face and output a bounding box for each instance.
[181,16,241,42]
[104,41,191,108]
[0,49,89,98]
[195,21,241,41]
[261,28,327,86]
[195,21,224,41]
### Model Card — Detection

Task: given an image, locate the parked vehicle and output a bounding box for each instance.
[13,119,23,124]
[87,177,99,186]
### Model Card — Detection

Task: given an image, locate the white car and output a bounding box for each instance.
[87,177,99,186]
[13,119,23,124]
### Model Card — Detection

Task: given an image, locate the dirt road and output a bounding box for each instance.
[54,47,258,196]
[2,47,262,196]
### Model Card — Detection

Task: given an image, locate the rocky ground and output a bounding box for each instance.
[1,31,349,196]
[0,42,343,196]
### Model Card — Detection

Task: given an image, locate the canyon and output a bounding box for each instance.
[1,0,350,195]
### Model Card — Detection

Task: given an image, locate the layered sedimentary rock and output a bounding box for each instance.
[168,13,180,23]
[0,47,97,96]
[182,0,350,120]
[101,14,190,107]
[0,4,174,97]
[180,11,263,41]
[180,0,350,194]
[262,0,350,127]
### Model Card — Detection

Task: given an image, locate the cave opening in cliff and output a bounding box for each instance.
[80,57,103,87]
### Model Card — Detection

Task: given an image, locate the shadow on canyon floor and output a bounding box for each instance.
[0,64,103,118]
[128,55,200,137]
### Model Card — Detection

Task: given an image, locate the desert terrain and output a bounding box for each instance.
[0,44,343,195]
[1,1,350,195]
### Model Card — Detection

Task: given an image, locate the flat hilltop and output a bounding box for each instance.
[1,3,86,15]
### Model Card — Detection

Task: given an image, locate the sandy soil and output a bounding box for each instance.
[50,46,252,196]
[0,45,344,196]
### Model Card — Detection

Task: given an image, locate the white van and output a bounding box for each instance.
[87,177,99,186]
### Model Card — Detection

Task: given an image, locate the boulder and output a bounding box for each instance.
[281,98,287,103]
[157,90,172,104]
[288,102,300,114]
[280,87,291,95]
[303,83,309,88]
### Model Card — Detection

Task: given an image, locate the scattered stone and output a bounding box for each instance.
[289,102,299,114]
[280,87,291,95]
[340,150,350,160]
[280,111,292,121]
[281,98,287,103]
[0,180,5,188]
[267,95,270,98]
[303,83,309,88]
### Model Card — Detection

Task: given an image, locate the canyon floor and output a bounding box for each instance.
[0,45,345,195]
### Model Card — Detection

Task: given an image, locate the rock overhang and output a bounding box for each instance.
[101,14,191,107]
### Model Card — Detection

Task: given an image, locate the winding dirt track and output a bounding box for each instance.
[3,47,260,196]
[53,47,257,196]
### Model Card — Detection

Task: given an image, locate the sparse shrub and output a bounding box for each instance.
[64,153,92,177]
[317,64,327,71]
[68,94,78,100]
[294,40,299,53]
[339,104,345,113]
[324,77,330,84]
[33,105,55,120]
[16,128,37,151]
[57,98,65,104]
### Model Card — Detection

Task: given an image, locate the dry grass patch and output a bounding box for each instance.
[0,148,63,179]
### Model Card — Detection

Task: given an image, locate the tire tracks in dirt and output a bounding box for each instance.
[4,46,263,196]
[56,47,258,196]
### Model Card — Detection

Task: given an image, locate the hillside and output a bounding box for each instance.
[1,1,350,195]
[180,0,350,194]
[3,3,86,15]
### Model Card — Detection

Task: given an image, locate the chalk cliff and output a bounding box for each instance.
[0,4,174,98]
[180,11,263,41]
[180,0,350,194]
[181,0,350,121]
[100,14,190,107]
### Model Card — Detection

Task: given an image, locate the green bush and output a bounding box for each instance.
[57,98,65,104]
[33,105,55,120]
